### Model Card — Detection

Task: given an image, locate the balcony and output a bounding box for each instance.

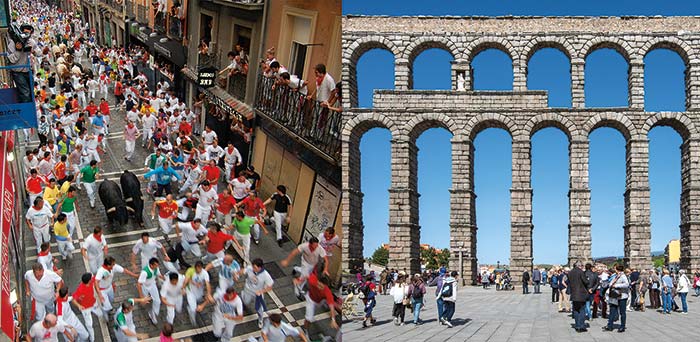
[137,4,147,23]
[167,14,183,41]
[254,73,340,161]
[201,0,264,11]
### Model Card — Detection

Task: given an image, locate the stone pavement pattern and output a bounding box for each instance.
[343,285,700,341]
[20,78,339,341]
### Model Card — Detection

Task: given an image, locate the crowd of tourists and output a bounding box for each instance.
[13,0,342,341]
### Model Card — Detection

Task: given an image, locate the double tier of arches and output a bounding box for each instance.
[341,109,700,284]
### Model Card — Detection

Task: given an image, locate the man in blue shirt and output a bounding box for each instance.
[143,161,181,197]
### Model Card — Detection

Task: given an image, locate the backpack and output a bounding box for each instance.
[359,282,371,298]
[411,283,423,299]
[441,282,453,298]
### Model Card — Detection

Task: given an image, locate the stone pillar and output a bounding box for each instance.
[450,139,478,285]
[510,139,533,274]
[571,59,585,109]
[686,61,700,111]
[395,59,410,90]
[513,58,527,91]
[342,56,358,108]
[450,60,469,91]
[624,139,651,269]
[680,139,700,271]
[388,138,421,274]
[628,61,645,110]
[341,135,365,271]
[569,140,592,265]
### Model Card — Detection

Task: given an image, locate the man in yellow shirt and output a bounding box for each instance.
[43,178,61,211]
[56,91,67,108]
[54,213,75,260]
[140,103,155,115]
[59,175,74,196]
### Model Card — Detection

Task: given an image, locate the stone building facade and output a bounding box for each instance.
[341,15,700,284]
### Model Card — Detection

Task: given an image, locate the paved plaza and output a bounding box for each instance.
[343,284,700,341]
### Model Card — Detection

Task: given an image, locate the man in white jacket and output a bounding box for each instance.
[677,269,691,314]
[438,271,458,328]
[389,274,408,325]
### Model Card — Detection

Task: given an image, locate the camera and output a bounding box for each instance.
[8,23,33,52]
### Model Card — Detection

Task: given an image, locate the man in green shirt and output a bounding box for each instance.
[232,211,255,263]
[80,160,100,208]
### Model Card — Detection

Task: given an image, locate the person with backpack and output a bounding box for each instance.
[407,274,426,325]
[428,268,447,322]
[389,274,408,325]
[439,271,458,328]
[550,269,559,303]
[361,275,377,328]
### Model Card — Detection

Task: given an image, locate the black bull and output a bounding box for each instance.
[98,180,131,227]
[120,170,145,226]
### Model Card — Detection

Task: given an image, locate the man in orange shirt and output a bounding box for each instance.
[151,194,179,237]
[54,155,68,185]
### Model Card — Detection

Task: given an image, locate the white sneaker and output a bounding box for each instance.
[393,317,399,325]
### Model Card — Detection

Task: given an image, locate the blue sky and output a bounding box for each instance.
[345,1,695,264]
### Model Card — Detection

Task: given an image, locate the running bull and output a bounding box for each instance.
[120,170,145,227]
[98,179,131,228]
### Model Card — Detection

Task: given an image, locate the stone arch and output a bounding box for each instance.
[641,112,697,141]
[638,37,695,65]
[523,36,575,63]
[465,113,519,141]
[344,35,400,64]
[464,37,518,64]
[582,112,638,141]
[524,113,581,141]
[402,36,460,64]
[579,36,634,62]
[403,113,459,142]
[342,112,400,140]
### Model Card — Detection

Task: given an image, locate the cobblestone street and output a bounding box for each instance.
[20,93,339,341]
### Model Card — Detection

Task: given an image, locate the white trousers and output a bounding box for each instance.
[195,204,212,225]
[81,305,101,342]
[234,230,251,263]
[57,239,75,257]
[124,140,135,159]
[32,298,54,321]
[62,313,90,341]
[99,286,115,314]
[32,225,51,253]
[158,217,173,234]
[164,295,183,324]
[141,282,161,319]
[186,288,204,325]
[84,182,97,207]
[212,310,237,341]
[273,211,287,241]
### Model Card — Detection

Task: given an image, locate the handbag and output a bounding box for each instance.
[402,297,410,306]
[609,288,621,298]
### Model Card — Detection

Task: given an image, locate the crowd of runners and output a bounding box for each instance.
[14,0,342,341]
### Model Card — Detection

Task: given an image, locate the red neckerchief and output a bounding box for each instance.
[93,233,102,242]
[38,249,50,257]
[315,75,324,86]
[224,292,238,301]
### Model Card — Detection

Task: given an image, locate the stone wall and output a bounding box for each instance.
[341,15,700,285]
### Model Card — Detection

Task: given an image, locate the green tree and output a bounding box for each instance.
[653,255,665,268]
[370,246,389,266]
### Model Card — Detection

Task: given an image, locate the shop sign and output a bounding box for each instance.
[154,42,172,58]
[197,67,216,88]
[137,31,148,43]
[0,132,14,340]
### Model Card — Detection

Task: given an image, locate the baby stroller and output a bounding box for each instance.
[341,291,362,320]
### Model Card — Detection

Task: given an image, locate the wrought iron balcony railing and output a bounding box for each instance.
[126,0,135,18]
[154,12,167,34]
[254,73,340,161]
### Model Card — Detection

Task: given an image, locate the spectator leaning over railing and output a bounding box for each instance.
[306,64,335,138]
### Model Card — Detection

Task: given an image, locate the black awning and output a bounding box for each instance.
[153,38,187,67]
[132,25,152,44]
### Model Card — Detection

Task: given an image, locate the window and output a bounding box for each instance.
[289,42,307,77]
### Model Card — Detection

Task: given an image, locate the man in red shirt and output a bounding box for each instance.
[204,222,234,261]
[84,100,98,116]
[304,272,339,332]
[236,191,267,245]
[201,159,221,192]
[215,188,237,228]
[152,194,179,237]
[99,98,111,134]
[114,79,124,104]
[54,155,68,185]
[26,169,47,205]
[72,272,103,341]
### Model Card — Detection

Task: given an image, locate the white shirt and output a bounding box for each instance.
[37,253,55,271]
[186,268,210,293]
[202,130,217,144]
[186,166,202,182]
[82,234,107,257]
[29,320,66,342]
[224,147,242,165]
[141,114,157,130]
[206,145,224,162]
[316,73,335,102]
[288,75,308,95]
[230,178,251,199]
[195,187,218,209]
[178,222,207,243]
[24,270,62,303]
[214,291,243,316]
[263,321,300,342]
[298,243,327,267]
[243,266,274,295]
[95,264,125,289]
[132,238,163,264]
[126,109,140,124]
[26,205,53,229]
[160,274,185,298]
[319,233,340,257]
